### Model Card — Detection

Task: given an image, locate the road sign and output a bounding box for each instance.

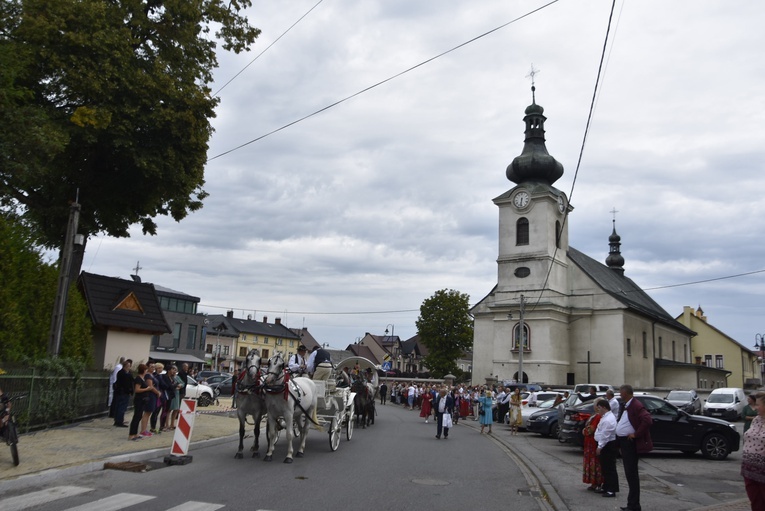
[382,361,392,371]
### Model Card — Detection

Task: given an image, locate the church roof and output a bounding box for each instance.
[567,247,695,335]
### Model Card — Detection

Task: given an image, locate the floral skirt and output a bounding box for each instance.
[583,442,603,485]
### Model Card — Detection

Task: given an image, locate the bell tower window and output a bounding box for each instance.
[516,218,529,246]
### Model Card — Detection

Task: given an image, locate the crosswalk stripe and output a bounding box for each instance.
[0,486,93,511]
[62,493,154,511]
[165,502,225,511]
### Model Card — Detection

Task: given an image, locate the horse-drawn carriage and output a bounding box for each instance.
[234,350,379,463]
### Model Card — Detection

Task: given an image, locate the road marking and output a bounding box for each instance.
[0,486,93,511]
[165,503,225,511]
[62,493,154,511]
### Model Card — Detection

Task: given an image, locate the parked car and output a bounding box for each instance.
[206,374,235,396]
[530,391,563,406]
[183,376,216,406]
[527,402,561,438]
[573,383,614,394]
[665,389,701,415]
[703,388,747,421]
[521,399,557,429]
[197,370,225,382]
[559,393,740,460]
[503,383,543,393]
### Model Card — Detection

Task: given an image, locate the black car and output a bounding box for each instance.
[527,405,560,438]
[559,394,740,460]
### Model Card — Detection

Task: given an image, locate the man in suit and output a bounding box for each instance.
[433,387,454,439]
[616,384,653,511]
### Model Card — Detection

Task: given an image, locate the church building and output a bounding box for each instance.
[471,87,696,389]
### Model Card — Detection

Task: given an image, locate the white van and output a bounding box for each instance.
[702,387,746,420]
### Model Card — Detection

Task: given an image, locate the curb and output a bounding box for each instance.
[457,420,567,511]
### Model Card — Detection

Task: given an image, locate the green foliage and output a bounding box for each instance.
[23,356,86,425]
[0,214,93,363]
[416,289,474,378]
[0,0,260,249]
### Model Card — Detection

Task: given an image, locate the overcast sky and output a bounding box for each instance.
[80,0,765,350]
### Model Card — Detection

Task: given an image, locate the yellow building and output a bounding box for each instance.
[676,306,760,389]
[206,312,302,371]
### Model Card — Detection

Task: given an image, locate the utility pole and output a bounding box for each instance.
[48,200,82,357]
[518,294,525,384]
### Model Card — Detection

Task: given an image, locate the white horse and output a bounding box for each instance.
[235,349,267,459]
[263,352,318,463]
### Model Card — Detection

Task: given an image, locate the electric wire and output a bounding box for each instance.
[207,0,561,162]
[212,0,325,98]
[527,0,618,313]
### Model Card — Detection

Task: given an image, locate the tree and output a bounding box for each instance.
[0,213,92,364]
[0,0,260,253]
[415,289,473,378]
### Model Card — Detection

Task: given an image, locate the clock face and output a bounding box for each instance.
[558,196,566,213]
[513,191,530,209]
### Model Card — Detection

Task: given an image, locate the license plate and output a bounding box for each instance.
[712,412,722,416]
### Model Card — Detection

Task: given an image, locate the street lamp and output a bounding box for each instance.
[754,334,765,384]
[384,324,395,338]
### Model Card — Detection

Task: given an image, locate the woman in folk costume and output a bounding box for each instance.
[582,404,604,491]
[420,385,433,423]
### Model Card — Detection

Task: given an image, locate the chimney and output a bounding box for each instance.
[262,316,268,323]
[275,318,281,325]
[227,310,234,319]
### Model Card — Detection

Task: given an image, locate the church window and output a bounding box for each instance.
[715,355,724,369]
[555,220,561,249]
[516,218,529,246]
[626,338,631,356]
[642,332,647,358]
[672,340,676,361]
[512,323,530,352]
[658,336,663,358]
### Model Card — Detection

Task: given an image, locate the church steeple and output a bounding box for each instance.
[606,219,625,276]
[506,82,564,186]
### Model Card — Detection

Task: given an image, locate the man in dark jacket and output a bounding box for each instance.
[113,360,133,427]
[615,384,653,510]
[433,387,455,439]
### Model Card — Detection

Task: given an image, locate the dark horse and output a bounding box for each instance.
[352,380,374,428]
[235,349,267,459]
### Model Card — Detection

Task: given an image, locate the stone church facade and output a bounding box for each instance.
[471,88,695,389]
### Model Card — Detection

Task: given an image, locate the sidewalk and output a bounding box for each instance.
[0,402,240,494]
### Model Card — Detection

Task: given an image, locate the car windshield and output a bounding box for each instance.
[667,391,691,400]
[708,394,734,404]
[537,399,556,409]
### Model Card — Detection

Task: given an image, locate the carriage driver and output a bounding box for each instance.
[288,345,308,375]
[308,346,333,381]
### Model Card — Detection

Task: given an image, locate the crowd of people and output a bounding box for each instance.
[108,357,189,441]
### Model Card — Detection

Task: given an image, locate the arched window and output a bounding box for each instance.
[516,218,529,246]
[512,323,530,352]
[555,220,562,249]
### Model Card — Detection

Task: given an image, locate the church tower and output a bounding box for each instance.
[494,85,570,300]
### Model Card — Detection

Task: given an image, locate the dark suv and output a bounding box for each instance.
[559,393,740,460]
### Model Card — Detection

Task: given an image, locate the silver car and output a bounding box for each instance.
[665,389,702,415]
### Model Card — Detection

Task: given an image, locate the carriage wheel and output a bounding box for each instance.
[329,414,341,451]
[345,412,354,441]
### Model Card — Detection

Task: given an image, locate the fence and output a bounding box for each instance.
[0,369,110,433]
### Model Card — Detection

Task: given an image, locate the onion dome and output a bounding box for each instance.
[606,220,625,275]
[506,86,564,185]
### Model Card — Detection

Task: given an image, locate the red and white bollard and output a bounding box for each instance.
[164,398,196,465]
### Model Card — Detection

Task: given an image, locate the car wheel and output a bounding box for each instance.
[546,421,559,438]
[701,433,730,460]
[198,393,213,407]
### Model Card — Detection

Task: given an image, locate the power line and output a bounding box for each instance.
[207,0,561,162]
[212,0,325,98]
